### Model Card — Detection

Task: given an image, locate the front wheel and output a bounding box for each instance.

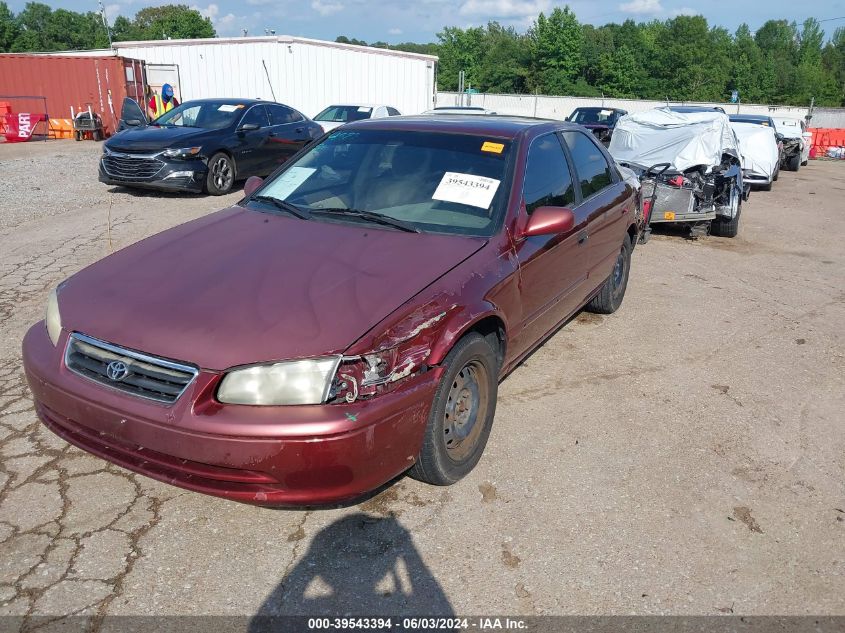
[409,333,499,486]
[205,152,235,195]
[586,232,632,315]
[787,153,801,172]
[711,185,741,238]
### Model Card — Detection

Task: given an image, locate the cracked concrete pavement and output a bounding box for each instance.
[0,141,843,625]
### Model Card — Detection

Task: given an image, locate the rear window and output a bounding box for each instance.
[314,105,373,123]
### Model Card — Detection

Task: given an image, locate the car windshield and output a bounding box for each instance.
[251,128,512,236]
[571,109,619,125]
[154,102,245,130]
[314,105,374,123]
[731,118,771,127]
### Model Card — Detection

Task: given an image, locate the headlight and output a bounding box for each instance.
[217,357,341,406]
[162,147,202,159]
[45,288,62,346]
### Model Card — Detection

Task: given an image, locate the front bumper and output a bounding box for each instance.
[23,324,441,506]
[98,156,207,193]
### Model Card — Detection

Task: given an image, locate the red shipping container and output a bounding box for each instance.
[0,54,148,137]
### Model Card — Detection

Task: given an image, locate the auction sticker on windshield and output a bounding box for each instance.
[262,167,316,199]
[432,172,500,209]
[218,104,243,112]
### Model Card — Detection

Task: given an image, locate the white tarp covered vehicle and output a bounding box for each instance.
[731,122,780,190]
[609,108,746,238]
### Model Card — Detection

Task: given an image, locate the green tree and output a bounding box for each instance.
[0,1,20,52]
[531,7,584,94]
[597,44,644,98]
[435,26,484,91]
[755,20,799,103]
[730,24,767,103]
[124,4,215,41]
[476,22,530,93]
[11,2,51,50]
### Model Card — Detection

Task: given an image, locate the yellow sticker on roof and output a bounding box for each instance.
[481,141,504,154]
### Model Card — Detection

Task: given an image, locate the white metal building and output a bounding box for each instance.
[109,36,437,117]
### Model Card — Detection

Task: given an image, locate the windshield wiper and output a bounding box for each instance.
[252,195,311,220]
[310,208,420,233]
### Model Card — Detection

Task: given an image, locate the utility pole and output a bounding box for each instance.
[98,0,112,47]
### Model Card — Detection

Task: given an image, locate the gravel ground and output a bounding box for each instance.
[0,140,843,623]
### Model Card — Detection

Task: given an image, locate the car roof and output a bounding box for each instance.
[183,98,266,106]
[728,114,771,122]
[343,115,566,139]
[667,105,726,113]
[572,106,625,112]
[322,103,386,108]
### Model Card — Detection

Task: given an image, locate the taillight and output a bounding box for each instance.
[643,199,652,223]
[668,175,685,188]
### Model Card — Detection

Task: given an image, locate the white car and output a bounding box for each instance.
[772,116,812,171]
[422,106,497,115]
[731,122,780,190]
[314,104,401,132]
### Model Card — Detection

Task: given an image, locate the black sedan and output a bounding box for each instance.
[100,98,324,195]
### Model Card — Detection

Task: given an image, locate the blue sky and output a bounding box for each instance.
[10,0,845,43]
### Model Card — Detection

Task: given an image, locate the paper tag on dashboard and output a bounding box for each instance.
[357,107,372,113]
[432,172,500,209]
[218,104,240,112]
[262,167,316,199]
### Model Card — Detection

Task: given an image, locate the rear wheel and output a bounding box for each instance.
[205,152,235,195]
[586,232,632,315]
[409,333,498,486]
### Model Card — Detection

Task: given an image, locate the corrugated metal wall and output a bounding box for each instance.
[113,37,437,117]
[435,92,841,124]
[0,54,142,134]
[810,108,845,128]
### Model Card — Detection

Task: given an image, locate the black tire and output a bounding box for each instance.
[773,166,779,182]
[586,232,632,315]
[762,180,773,192]
[93,129,102,142]
[801,158,808,167]
[409,333,499,486]
[205,152,235,195]
[74,131,81,141]
[787,153,801,172]
[711,203,741,238]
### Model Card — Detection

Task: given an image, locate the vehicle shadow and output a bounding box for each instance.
[248,513,453,629]
[104,185,245,199]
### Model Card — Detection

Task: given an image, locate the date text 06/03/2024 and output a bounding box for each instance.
[306,617,528,630]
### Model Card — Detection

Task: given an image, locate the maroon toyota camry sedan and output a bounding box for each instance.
[23,116,640,506]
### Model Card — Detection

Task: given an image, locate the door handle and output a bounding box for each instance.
[295,127,304,133]
[578,231,589,245]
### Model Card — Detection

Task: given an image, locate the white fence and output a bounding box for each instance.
[436,92,845,127]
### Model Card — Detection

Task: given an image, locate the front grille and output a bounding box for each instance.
[101,153,164,181]
[65,333,198,404]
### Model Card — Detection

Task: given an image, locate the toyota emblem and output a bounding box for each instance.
[106,360,129,381]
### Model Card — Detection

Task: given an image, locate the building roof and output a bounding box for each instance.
[112,35,438,63]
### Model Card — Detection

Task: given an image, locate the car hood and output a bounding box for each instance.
[59,207,486,370]
[106,126,214,152]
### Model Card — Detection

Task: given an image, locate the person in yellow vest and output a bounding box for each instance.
[148,84,179,119]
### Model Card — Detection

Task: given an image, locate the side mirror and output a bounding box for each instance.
[239,123,261,132]
[125,118,143,127]
[243,176,264,198]
[520,206,575,238]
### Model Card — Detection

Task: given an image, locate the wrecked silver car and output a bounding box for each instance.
[609,108,747,238]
